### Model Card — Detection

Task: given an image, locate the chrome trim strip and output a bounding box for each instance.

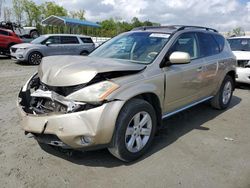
[162,96,213,119]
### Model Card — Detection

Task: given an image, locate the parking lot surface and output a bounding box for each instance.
[0,57,249,188]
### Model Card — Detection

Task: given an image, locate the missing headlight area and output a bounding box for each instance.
[19,74,101,115]
[237,60,250,68]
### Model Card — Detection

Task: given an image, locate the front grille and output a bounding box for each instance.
[237,60,249,68]
[11,48,17,53]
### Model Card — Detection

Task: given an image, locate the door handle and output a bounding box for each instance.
[197,67,203,72]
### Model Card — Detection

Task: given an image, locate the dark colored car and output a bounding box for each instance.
[0,28,23,55]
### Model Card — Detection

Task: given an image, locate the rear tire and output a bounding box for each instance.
[108,99,157,162]
[211,75,234,110]
[28,52,43,65]
[80,51,89,56]
[30,30,39,39]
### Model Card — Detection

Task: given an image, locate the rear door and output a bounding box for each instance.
[79,37,95,53]
[60,36,81,55]
[196,32,222,98]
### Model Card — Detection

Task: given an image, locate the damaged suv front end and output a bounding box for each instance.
[18,55,146,149]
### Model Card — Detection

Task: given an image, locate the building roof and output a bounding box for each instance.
[41,15,101,28]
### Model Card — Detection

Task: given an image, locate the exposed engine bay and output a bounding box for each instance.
[18,69,143,115]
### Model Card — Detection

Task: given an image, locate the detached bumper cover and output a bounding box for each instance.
[17,100,125,149]
[236,67,250,84]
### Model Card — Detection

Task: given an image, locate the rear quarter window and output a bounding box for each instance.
[213,34,225,52]
[197,32,220,57]
[80,37,94,43]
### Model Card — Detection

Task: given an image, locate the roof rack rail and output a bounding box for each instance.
[132,25,218,33]
[175,25,218,33]
[132,25,178,31]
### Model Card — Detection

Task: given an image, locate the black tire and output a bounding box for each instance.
[80,51,89,56]
[28,52,43,65]
[30,30,39,39]
[211,75,234,110]
[108,98,157,162]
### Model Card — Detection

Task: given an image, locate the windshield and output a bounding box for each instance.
[89,32,170,64]
[31,35,48,44]
[228,38,250,51]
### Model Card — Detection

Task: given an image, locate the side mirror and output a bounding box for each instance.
[169,52,191,64]
[45,41,52,46]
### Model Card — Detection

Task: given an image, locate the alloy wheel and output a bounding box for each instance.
[125,111,152,153]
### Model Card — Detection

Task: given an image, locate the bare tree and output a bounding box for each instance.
[227,27,245,37]
[0,0,5,18]
[3,7,11,21]
[12,0,24,24]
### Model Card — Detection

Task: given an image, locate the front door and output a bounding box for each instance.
[41,36,63,56]
[163,32,205,113]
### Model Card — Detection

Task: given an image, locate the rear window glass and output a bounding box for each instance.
[0,29,9,36]
[227,38,250,51]
[61,36,79,44]
[197,33,220,57]
[80,37,94,43]
[213,34,225,52]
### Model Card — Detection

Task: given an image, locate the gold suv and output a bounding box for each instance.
[18,26,236,162]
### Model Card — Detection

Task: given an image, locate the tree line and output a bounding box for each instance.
[1,0,245,37]
[0,0,159,37]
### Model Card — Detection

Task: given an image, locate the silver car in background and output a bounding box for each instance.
[10,34,95,65]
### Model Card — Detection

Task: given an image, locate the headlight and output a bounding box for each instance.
[16,48,27,53]
[67,81,119,103]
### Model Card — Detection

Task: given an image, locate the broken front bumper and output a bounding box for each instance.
[17,100,125,149]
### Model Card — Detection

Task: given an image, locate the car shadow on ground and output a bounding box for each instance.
[14,60,34,66]
[39,95,242,167]
[236,83,250,90]
[0,55,10,60]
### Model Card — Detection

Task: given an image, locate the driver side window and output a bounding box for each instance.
[170,33,198,59]
[42,36,61,45]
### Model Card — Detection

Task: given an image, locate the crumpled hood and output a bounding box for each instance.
[232,51,250,60]
[38,56,146,86]
[12,43,39,49]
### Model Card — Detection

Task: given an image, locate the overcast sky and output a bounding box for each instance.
[3,0,250,31]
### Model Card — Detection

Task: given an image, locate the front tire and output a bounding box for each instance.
[28,52,43,65]
[108,99,157,162]
[211,75,234,110]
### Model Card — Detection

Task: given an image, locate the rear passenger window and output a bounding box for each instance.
[213,34,225,52]
[197,33,220,57]
[0,29,9,36]
[170,33,198,59]
[80,37,94,43]
[61,36,79,44]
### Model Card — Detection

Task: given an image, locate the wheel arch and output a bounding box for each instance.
[29,29,39,35]
[80,50,89,55]
[131,92,162,127]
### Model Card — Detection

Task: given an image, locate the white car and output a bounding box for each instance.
[14,26,39,39]
[228,36,250,84]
